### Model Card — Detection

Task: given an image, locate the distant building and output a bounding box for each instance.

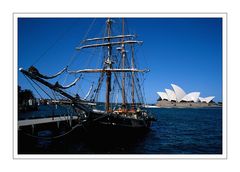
[198,96,215,103]
[157,84,215,103]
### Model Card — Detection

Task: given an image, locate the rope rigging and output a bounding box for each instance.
[18,18,158,142]
[19,123,82,140]
[22,18,149,112]
[32,20,80,66]
[29,76,53,100]
[23,74,43,99]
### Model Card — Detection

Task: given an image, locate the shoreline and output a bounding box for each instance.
[149,100,222,109]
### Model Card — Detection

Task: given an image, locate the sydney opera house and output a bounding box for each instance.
[157,84,215,104]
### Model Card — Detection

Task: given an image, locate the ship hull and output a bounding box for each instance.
[86,111,153,133]
[83,113,151,141]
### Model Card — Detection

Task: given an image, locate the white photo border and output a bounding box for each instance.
[13,13,227,159]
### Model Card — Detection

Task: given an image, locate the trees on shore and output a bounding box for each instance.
[18,86,38,112]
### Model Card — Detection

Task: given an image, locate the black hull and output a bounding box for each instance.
[89,111,153,129]
[87,120,150,137]
[18,111,154,143]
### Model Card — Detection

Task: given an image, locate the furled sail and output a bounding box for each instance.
[28,66,67,79]
[54,77,80,89]
[68,68,149,74]
[84,83,94,100]
[76,41,143,50]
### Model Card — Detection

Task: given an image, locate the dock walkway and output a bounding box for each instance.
[18,116,78,127]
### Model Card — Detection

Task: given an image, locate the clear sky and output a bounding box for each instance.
[18,17,222,103]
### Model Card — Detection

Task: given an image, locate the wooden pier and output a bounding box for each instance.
[18,116,79,128]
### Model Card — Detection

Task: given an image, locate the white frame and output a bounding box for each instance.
[13,13,227,159]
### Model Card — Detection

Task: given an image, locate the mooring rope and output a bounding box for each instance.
[19,123,82,140]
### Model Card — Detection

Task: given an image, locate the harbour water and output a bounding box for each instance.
[18,105,222,154]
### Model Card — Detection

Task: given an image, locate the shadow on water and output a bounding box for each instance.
[18,126,151,154]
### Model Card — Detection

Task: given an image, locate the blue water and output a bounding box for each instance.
[18,106,222,154]
[148,108,222,154]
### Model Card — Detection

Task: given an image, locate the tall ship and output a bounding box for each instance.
[19,18,156,134]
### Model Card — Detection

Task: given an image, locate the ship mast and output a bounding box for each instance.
[121,18,126,111]
[20,18,151,119]
[71,18,148,112]
[131,44,135,111]
[105,18,112,112]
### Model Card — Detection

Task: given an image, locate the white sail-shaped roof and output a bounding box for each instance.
[157,84,214,104]
[181,92,200,102]
[157,92,168,100]
[171,84,186,102]
[205,96,215,103]
[165,89,177,101]
[199,96,215,103]
[199,97,204,102]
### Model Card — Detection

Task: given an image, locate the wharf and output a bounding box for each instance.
[18,116,78,128]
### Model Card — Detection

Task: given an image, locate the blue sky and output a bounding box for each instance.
[18,17,222,103]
